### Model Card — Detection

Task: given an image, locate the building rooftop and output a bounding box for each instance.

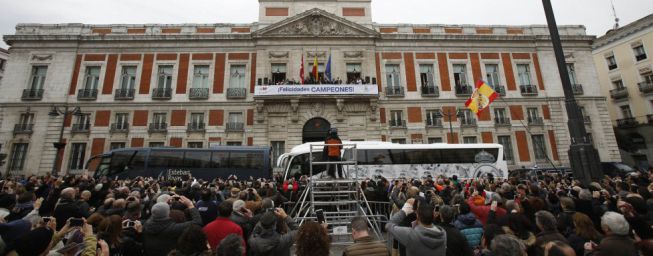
[593,13,653,49]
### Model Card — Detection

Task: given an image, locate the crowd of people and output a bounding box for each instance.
[0,167,652,256]
[265,76,370,86]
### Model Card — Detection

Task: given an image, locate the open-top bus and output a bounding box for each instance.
[88,147,272,181]
[279,141,507,180]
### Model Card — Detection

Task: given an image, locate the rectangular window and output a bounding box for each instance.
[613,79,624,89]
[153,113,167,125]
[425,110,440,126]
[188,142,204,148]
[527,107,540,121]
[390,110,403,126]
[620,105,633,118]
[347,63,362,84]
[453,64,468,87]
[271,63,287,84]
[517,64,532,86]
[110,142,126,150]
[19,113,34,125]
[463,136,478,144]
[566,63,577,85]
[229,65,246,88]
[494,108,507,120]
[633,44,647,61]
[84,66,101,90]
[149,142,165,147]
[485,64,500,87]
[586,133,594,145]
[460,109,473,120]
[385,64,401,88]
[30,66,48,90]
[606,55,618,70]
[642,72,653,84]
[428,137,443,144]
[497,136,514,161]
[75,114,91,127]
[391,138,407,144]
[532,135,547,160]
[190,113,204,125]
[227,141,242,146]
[120,66,137,90]
[310,63,325,81]
[157,65,174,89]
[419,64,435,87]
[192,65,210,88]
[69,143,87,171]
[115,113,129,129]
[9,143,28,171]
[228,112,243,124]
[271,141,285,167]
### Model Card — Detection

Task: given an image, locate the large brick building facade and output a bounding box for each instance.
[0,0,620,176]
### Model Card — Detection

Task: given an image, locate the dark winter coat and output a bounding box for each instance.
[453,212,484,248]
[247,217,298,256]
[142,208,202,256]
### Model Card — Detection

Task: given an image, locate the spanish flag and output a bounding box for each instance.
[312,55,318,80]
[465,80,499,116]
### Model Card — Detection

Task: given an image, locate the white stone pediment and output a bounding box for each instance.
[254,8,378,38]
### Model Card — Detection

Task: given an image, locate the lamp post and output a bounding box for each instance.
[541,0,602,185]
[48,105,82,175]
[435,109,464,144]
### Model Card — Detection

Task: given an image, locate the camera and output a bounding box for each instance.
[69,218,84,227]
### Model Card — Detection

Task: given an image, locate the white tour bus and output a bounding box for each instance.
[279,141,508,180]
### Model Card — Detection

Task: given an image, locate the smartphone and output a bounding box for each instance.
[124,220,135,228]
[315,209,325,224]
[70,218,84,227]
[43,217,53,223]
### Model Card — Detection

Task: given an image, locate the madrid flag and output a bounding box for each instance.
[465,80,499,116]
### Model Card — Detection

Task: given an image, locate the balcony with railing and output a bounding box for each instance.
[572,84,584,95]
[110,123,129,133]
[493,86,506,96]
[13,124,34,135]
[114,89,135,100]
[610,87,629,100]
[386,86,405,97]
[494,117,511,127]
[639,82,653,94]
[187,122,206,132]
[71,123,91,133]
[520,85,538,96]
[148,123,168,133]
[152,88,172,100]
[189,88,210,99]
[227,88,247,99]
[616,118,638,128]
[226,122,244,132]
[425,118,443,128]
[455,85,473,97]
[528,117,544,126]
[77,89,98,100]
[21,89,43,100]
[389,119,406,128]
[460,118,477,128]
[421,85,439,97]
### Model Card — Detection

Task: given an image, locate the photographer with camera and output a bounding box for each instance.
[143,195,202,256]
[248,207,298,256]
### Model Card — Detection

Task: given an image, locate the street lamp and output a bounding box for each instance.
[541,0,602,185]
[435,109,464,144]
[48,105,82,175]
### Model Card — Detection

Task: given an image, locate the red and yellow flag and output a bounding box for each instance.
[465,80,499,116]
[312,56,318,80]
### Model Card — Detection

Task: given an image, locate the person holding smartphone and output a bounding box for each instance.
[249,207,299,255]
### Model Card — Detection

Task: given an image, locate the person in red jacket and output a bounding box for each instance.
[203,200,245,253]
[467,190,507,225]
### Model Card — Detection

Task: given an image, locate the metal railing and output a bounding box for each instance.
[13,124,34,134]
[152,88,172,99]
[494,86,506,96]
[520,84,538,96]
[114,89,135,100]
[187,122,206,132]
[460,118,477,127]
[71,123,91,133]
[638,82,653,94]
[226,88,247,99]
[610,87,629,99]
[189,88,210,99]
[528,117,544,126]
[455,85,473,97]
[386,86,405,97]
[226,122,244,132]
[110,123,129,133]
[21,89,43,100]
[148,123,168,132]
[389,119,406,128]
[77,89,98,100]
[421,85,439,97]
[572,84,584,95]
[494,117,511,127]
[616,118,638,128]
[425,118,443,127]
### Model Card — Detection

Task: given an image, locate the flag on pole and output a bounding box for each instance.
[465,80,499,116]
[312,55,318,81]
[300,55,305,85]
[325,53,332,81]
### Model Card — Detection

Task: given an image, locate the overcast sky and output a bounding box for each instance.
[1,0,652,49]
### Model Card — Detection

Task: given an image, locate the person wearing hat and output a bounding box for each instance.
[248,208,298,256]
[230,200,253,245]
[323,127,343,179]
[143,196,202,256]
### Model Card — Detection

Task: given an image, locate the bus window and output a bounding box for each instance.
[87,156,109,176]
[110,150,135,175]
[211,152,228,168]
[149,150,184,168]
[230,151,264,169]
[184,151,211,168]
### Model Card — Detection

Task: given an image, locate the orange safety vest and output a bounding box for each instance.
[325,138,341,157]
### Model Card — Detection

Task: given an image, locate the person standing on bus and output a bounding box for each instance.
[323,128,343,179]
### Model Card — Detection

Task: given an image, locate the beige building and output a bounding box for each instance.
[0,0,620,176]
[593,14,653,169]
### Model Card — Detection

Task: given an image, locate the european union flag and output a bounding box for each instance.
[325,54,332,81]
